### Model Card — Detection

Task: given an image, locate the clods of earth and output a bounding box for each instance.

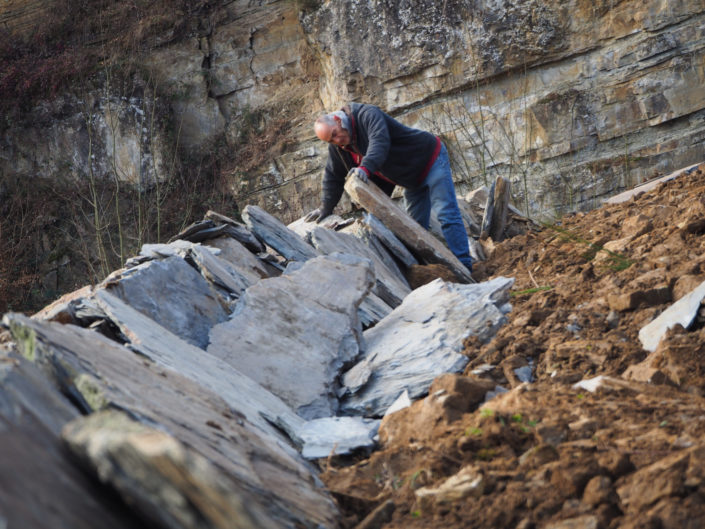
[321,166,705,529]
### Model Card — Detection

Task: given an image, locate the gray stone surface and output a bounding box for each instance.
[242,205,319,262]
[345,176,474,283]
[358,214,418,268]
[358,291,394,328]
[340,277,514,417]
[99,256,228,349]
[207,254,374,419]
[203,236,272,282]
[0,352,149,529]
[299,416,381,459]
[4,313,339,529]
[138,240,200,260]
[93,289,306,446]
[205,210,266,253]
[639,280,705,352]
[342,217,412,277]
[310,226,410,307]
[189,245,254,300]
[63,410,276,529]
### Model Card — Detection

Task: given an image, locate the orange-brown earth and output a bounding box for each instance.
[322,165,705,529]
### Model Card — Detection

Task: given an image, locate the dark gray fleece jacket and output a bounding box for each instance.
[321,103,440,212]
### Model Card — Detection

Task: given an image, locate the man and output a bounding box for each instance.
[305,102,474,272]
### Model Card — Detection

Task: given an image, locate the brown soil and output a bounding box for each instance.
[321,165,705,529]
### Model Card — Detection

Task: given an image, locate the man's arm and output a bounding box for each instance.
[321,144,349,212]
[357,105,391,177]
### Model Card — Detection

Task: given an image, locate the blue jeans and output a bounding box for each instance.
[403,143,474,272]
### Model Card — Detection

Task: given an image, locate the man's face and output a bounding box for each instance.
[315,120,350,147]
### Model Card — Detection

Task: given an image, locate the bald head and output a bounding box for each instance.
[315,112,351,147]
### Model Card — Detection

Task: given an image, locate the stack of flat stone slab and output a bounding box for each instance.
[0,182,515,528]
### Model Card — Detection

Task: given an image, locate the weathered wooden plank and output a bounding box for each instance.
[489,176,511,242]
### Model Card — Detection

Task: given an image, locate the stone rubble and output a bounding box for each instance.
[0,187,517,528]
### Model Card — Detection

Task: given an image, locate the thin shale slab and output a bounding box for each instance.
[340,277,514,417]
[242,205,319,262]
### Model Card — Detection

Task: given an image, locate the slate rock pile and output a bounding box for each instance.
[0,179,517,529]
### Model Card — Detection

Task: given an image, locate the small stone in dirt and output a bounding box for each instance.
[519,443,559,468]
[568,417,598,438]
[622,214,653,238]
[582,475,616,507]
[429,374,497,414]
[597,452,634,479]
[536,424,567,446]
[414,466,484,511]
[638,280,705,352]
[622,362,676,386]
[606,310,619,329]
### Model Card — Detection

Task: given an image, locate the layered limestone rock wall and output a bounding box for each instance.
[299,0,705,218]
[1,0,704,223]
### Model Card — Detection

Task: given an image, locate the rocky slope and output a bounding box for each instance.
[1,141,704,529]
[323,163,705,529]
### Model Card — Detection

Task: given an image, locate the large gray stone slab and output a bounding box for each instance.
[0,352,149,529]
[63,410,276,529]
[203,236,271,282]
[344,176,473,283]
[242,205,319,262]
[310,226,410,307]
[299,417,380,460]
[4,313,339,529]
[359,213,418,268]
[639,280,705,352]
[340,277,514,417]
[341,216,412,278]
[99,256,228,349]
[93,289,306,445]
[207,254,374,419]
[189,245,254,300]
[282,258,391,328]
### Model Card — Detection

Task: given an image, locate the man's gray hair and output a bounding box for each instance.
[316,110,351,132]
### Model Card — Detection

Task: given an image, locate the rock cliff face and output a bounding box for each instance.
[1,0,704,281]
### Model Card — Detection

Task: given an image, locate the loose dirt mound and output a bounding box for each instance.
[321,165,705,529]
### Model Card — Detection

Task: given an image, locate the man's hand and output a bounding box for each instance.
[347,167,368,184]
[303,205,334,223]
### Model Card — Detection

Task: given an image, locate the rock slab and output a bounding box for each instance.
[639,280,705,352]
[4,313,340,529]
[340,276,514,417]
[344,175,473,283]
[207,254,374,419]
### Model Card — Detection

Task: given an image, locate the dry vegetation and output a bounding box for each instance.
[0,0,241,313]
